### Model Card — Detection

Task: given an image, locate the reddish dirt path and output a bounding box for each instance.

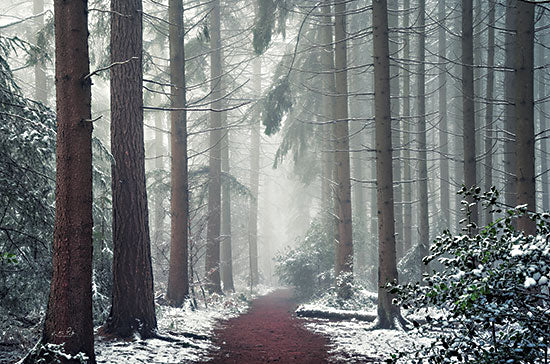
[204,289,332,364]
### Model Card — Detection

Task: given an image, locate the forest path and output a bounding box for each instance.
[201,288,333,364]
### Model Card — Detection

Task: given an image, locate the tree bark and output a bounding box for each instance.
[373,0,400,329]
[321,125,333,230]
[539,27,549,212]
[29,0,95,361]
[473,0,483,197]
[221,109,234,292]
[205,0,223,293]
[504,0,517,213]
[333,0,353,296]
[247,122,260,289]
[33,0,47,104]
[152,110,165,247]
[402,0,412,253]
[515,1,536,234]
[247,2,262,289]
[417,0,429,263]
[350,102,366,274]
[369,130,378,286]
[105,0,157,338]
[166,0,189,306]
[453,9,464,232]
[220,44,234,292]
[462,0,478,231]
[388,0,402,260]
[349,36,367,276]
[321,0,336,241]
[484,0,495,224]
[438,0,450,228]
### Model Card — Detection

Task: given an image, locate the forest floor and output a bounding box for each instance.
[201,288,379,363]
[2,287,427,363]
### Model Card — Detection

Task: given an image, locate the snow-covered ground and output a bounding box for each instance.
[302,317,431,363]
[298,290,432,363]
[4,286,434,363]
[95,285,274,363]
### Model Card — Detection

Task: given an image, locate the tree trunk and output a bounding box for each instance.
[205,0,223,293]
[33,0,47,104]
[321,0,336,240]
[484,0,495,224]
[166,0,189,306]
[473,0,483,199]
[247,17,262,287]
[373,0,400,329]
[248,120,260,288]
[152,110,165,247]
[321,125,333,229]
[28,0,95,361]
[539,28,549,212]
[462,0,478,231]
[453,10,464,232]
[221,109,235,292]
[438,0,450,228]
[402,0,412,253]
[333,0,353,296]
[350,111,366,274]
[417,0,429,263]
[349,37,367,276]
[321,123,334,234]
[388,0,402,260]
[105,0,157,338]
[504,0,517,212]
[515,1,536,235]
[220,44,234,291]
[370,128,378,287]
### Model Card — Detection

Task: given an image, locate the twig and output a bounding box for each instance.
[83,115,103,123]
[84,57,139,79]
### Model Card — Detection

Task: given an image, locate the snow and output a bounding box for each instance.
[302,318,432,363]
[95,286,274,363]
[296,290,433,363]
[297,288,378,314]
[297,304,372,318]
[96,335,207,363]
[510,244,523,257]
[523,277,537,288]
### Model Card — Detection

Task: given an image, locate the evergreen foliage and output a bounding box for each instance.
[91,136,114,324]
[393,187,550,363]
[275,216,377,301]
[185,166,252,199]
[0,35,114,324]
[0,36,56,316]
[275,217,334,298]
[252,0,289,55]
[266,20,324,185]
[271,24,321,170]
[262,76,292,136]
[25,15,54,69]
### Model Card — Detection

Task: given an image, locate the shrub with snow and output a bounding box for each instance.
[275,217,334,298]
[394,187,550,363]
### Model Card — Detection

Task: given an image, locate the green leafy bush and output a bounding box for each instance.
[0,36,114,324]
[0,37,56,316]
[275,217,334,298]
[394,187,550,363]
[1,252,18,264]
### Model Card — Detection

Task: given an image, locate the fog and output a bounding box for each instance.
[1,0,549,362]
